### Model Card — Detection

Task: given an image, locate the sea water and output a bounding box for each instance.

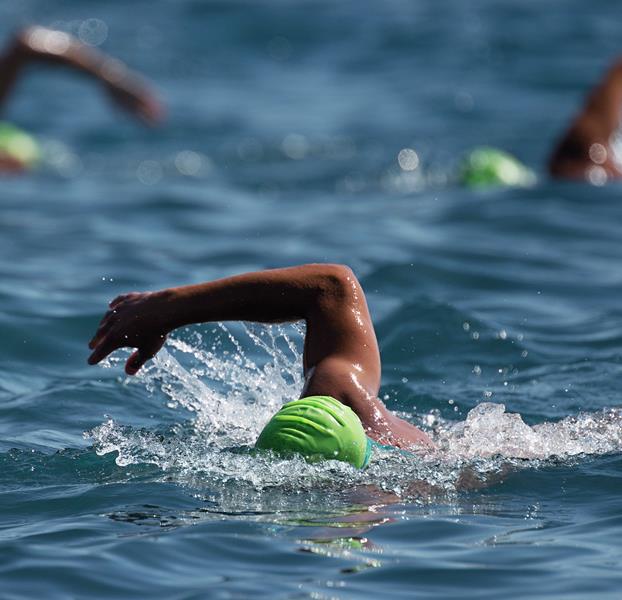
[1,1,622,598]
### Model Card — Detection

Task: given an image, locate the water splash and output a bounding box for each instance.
[88,323,622,499]
[436,402,622,460]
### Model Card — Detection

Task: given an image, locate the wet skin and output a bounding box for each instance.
[549,58,622,180]
[88,264,434,450]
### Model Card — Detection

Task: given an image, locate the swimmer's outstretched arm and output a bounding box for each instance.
[548,58,622,179]
[0,26,163,124]
[88,264,433,449]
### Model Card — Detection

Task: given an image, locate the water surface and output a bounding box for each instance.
[1,1,622,598]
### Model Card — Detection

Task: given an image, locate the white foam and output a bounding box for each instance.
[88,324,622,497]
[435,402,622,460]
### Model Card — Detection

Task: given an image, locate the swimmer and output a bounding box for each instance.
[461,57,622,187]
[0,26,163,172]
[87,264,434,457]
[548,57,622,180]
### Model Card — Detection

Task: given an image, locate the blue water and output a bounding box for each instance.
[2,1,622,598]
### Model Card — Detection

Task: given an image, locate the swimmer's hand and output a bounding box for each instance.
[101,67,164,126]
[88,291,171,375]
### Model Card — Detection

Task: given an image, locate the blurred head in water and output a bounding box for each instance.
[0,122,40,172]
[459,147,537,189]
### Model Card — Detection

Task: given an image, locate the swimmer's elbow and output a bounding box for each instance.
[10,26,75,57]
[313,264,360,303]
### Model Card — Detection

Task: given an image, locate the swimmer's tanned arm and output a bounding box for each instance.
[0,26,163,124]
[549,57,622,179]
[88,264,433,450]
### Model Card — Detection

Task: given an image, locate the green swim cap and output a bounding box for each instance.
[459,146,536,188]
[0,122,40,168]
[255,396,371,468]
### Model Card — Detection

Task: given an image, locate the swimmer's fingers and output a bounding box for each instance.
[124,337,166,375]
[105,81,164,127]
[88,310,118,349]
[88,328,106,351]
[124,350,148,376]
[109,292,139,309]
[109,295,126,309]
[134,95,165,126]
[90,292,142,347]
[87,334,120,366]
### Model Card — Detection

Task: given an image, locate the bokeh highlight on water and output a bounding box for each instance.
[1,1,622,598]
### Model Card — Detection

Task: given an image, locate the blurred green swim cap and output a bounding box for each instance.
[459,146,535,188]
[0,122,40,168]
[255,396,371,469]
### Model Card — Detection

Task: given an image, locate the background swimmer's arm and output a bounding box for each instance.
[0,26,163,124]
[548,58,622,178]
[87,264,433,449]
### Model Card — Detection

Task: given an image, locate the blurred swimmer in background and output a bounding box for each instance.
[0,26,163,173]
[461,57,622,187]
[548,57,622,182]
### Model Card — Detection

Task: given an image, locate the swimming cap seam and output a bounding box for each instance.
[295,399,347,427]
[273,414,332,435]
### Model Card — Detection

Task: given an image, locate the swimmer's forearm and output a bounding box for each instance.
[160,264,355,330]
[580,59,622,137]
